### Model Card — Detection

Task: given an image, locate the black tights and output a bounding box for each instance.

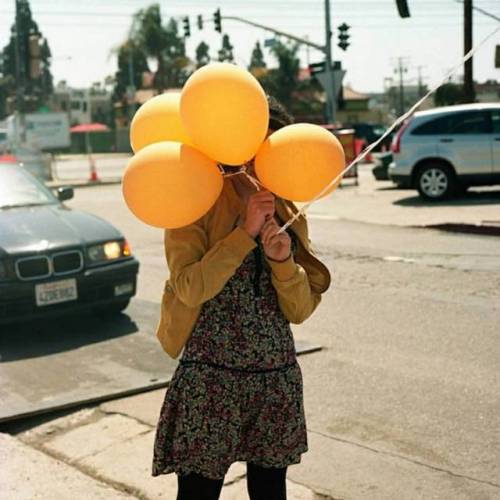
[176,462,287,500]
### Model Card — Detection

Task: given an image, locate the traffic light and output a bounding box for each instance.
[197,14,203,30]
[182,16,190,37]
[28,33,42,79]
[337,23,350,51]
[213,8,222,33]
[395,0,410,18]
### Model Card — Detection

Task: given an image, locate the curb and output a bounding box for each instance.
[415,222,500,237]
[46,178,122,189]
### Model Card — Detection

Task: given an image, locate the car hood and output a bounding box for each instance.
[0,204,123,255]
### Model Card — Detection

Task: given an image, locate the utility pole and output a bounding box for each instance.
[395,58,408,116]
[463,0,475,102]
[14,0,26,145]
[416,65,425,98]
[324,0,336,125]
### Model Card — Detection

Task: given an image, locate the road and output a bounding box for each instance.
[1,174,499,499]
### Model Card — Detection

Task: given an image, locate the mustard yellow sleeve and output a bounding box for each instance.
[165,221,257,308]
[265,255,322,324]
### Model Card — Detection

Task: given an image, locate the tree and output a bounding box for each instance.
[112,42,149,103]
[434,82,463,107]
[0,0,54,118]
[248,41,266,70]
[218,34,234,62]
[259,40,300,108]
[120,5,191,93]
[195,41,210,68]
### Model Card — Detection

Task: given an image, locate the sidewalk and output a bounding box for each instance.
[1,394,324,500]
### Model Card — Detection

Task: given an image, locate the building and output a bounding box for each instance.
[52,81,112,126]
[475,80,500,102]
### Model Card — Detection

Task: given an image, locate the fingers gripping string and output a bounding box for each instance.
[275,23,500,235]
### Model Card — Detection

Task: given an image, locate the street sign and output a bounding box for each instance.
[264,38,277,48]
[312,69,346,99]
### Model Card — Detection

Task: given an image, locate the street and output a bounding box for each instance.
[1,166,499,499]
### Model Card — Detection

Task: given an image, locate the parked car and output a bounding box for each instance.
[0,164,139,324]
[372,151,394,180]
[349,123,394,152]
[388,103,500,200]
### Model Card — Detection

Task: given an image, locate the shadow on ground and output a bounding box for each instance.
[0,311,139,363]
[393,189,500,208]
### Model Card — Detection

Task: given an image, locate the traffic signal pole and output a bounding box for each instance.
[324,0,336,124]
[220,1,338,126]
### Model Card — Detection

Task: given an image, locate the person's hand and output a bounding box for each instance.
[259,217,292,262]
[241,190,275,238]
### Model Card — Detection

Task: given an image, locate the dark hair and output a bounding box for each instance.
[267,95,294,131]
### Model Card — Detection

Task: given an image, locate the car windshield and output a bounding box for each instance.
[0,165,58,209]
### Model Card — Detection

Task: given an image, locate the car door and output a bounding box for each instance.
[491,109,500,173]
[436,110,492,175]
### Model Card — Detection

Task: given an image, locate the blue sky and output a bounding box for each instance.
[1,0,499,93]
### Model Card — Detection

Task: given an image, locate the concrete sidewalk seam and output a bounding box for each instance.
[19,436,147,500]
[285,477,346,500]
[308,428,500,490]
[99,408,156,432]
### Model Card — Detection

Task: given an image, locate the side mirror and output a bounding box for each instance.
[57,186,74,202]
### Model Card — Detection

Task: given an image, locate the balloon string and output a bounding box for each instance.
[276,23,500,235]
[219,163,263,191]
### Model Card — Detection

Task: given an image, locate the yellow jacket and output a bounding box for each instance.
[156,177,332,359]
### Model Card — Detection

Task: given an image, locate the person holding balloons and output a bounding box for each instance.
[123,63,341,499]
[151,97,331,498]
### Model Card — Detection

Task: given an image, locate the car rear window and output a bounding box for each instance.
[411,110,491,135]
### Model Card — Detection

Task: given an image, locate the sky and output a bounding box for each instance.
[1,0,499,94]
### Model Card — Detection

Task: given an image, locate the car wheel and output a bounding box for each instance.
[93,299,130,316]
[416,164,455,201]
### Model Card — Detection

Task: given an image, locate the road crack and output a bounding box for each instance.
[307,428,500,490]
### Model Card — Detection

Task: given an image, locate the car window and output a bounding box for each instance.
[411,111,490,135]
[411,115,450,135]
[447,111,490,134]
[492,110,500,134]
[0,166,58,208]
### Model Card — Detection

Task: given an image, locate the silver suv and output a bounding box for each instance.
[388,103,500,200]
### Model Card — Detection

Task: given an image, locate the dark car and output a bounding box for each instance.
[0,164,139,324]
[350,123,394,152]
[372,151,394,180]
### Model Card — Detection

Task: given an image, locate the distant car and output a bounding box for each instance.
[372,152,393,181]
[349,123,394,152]
[0,164,139,324]
[7,145,53,182]
[388,103,500,200]
[0,129,7,151]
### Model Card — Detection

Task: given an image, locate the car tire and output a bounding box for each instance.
[93,299,130,316]
[416,163,456,201]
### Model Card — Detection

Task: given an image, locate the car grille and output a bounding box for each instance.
[16,256,51,280]
[53,251,83,275]
[15,250,83,280]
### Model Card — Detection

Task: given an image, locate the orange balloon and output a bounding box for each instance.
[122,142,223,228]
[255,124,346,202]
[130,93,192,153]
[180,62,269,165]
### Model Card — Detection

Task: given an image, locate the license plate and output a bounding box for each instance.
[35,279,78,307]
[114,282,134,296]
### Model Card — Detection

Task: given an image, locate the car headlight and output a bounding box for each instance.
[87,240,131,263]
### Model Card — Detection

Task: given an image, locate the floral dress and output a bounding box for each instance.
[151,230,308,480]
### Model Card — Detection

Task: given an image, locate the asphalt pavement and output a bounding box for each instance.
[1,158,499,499]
